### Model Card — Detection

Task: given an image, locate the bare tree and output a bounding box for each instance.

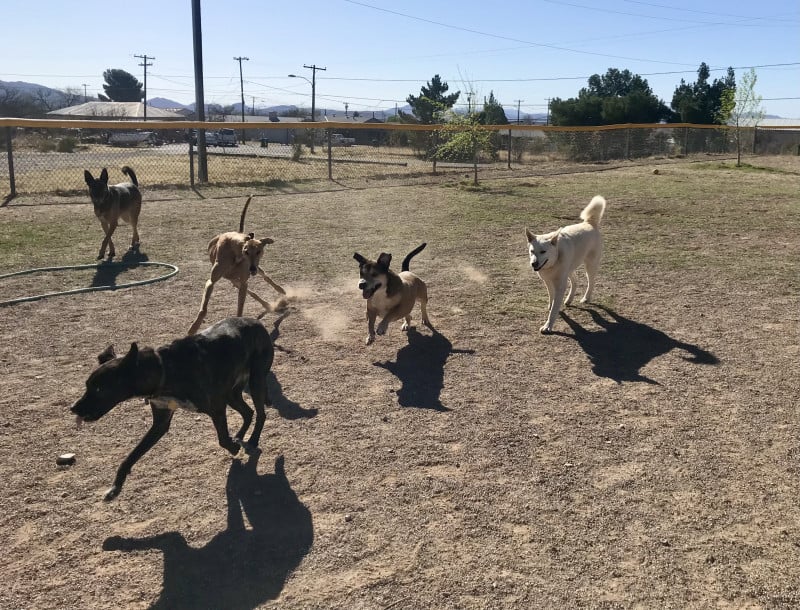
[718,68,764,167]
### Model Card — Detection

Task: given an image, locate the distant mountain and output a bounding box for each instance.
[0,80,70,104]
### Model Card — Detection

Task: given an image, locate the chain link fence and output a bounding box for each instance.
[2,119,798,198]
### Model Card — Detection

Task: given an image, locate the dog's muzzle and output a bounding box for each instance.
[532,260,546,272]
[249,266,258,276]
[359,280,380,299]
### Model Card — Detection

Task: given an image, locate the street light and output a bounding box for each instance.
[288,73,315,153]
[234,56,249,144]
[289,64,326,153]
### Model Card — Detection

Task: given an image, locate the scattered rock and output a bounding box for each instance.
[56,453,76,466]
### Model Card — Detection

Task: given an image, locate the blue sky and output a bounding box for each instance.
[2,0,799,118]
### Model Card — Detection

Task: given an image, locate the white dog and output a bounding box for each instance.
[525,195,606,333]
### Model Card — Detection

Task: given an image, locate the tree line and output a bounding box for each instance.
[396,62,761,128]
[3,63,761,129]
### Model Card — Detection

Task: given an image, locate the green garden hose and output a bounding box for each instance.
[0,261,179,307]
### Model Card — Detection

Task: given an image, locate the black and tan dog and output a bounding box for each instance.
[188,196,285,336]
[83,166,142,260]
[353,243,431,345]
[71,317,275,501]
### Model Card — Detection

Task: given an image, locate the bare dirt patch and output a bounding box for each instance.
[1,156,798,609]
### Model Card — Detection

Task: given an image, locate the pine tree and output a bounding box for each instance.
[100,69,144,102]
[406,75,460,124]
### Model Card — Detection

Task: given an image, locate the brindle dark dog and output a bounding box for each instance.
[71,317,275,501]
[83,166,142,260]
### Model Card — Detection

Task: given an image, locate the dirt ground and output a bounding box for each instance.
[1,157,799,609]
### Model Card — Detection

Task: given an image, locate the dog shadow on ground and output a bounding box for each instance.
[103,453,313,610]
[263,309,318,420]
[90,249,149,288]
[374,327,475,411]
[556,303,719,384]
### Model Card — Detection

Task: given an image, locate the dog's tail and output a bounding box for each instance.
[120,166,138,187]
[402,242,427,272]
[239,195,254,233]
[580,195,606,228]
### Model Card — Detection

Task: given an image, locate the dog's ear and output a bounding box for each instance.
[353,253,367,265]
[97,345,116,364]
[84,170,95,186]
[525,228,534,242]
[247,232,255,240]
[121,342,139,365]
[377,252,392,268]
[259,237,274,245]
[550,231,560,245]
[99,168,109,183]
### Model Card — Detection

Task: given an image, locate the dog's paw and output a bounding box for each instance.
[539,324,554,334]
[376,323,388,336]
[365,334,375,345]
[579,297,591,304]
[401,322,411,331]
[103,485,121,501]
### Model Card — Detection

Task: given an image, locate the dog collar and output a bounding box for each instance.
[147,349,167,399]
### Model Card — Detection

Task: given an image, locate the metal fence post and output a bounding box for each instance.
[327,129,332,180]
[507,129,512,169]
[189,140,195,187]
[5,127,16,201]
[432,130,438,175]
[625,127,630,160]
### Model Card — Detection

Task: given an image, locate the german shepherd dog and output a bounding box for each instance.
[353,243,431,345]
[71,317,275,501]
[187,196,285,336]
[83,166,141,260]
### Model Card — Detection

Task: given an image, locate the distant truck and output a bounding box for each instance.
[330,133,355,146]
[109,131,162,147]
[192,128,238,147]
[213,128,239,147]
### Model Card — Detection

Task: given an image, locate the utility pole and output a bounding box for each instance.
[134,54,154,120]
[233,56,249,143]
[82,84,89,102]
[251,96,256,116]
[191,0,207,182]
[302,64,326,154]
[514,99,523,124]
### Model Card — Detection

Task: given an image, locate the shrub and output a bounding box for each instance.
[57,137,77,153]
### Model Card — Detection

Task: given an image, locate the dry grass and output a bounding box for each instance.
[0,156,799,609]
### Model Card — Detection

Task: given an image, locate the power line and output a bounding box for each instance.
[341,0,735,67]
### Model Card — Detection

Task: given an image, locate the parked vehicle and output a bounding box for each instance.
[189,128,238,147]
[330,133,355,146]
[109,131,162,147]
[214,128,238,147]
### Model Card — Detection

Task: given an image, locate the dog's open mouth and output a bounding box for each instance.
[361,283,380,299]
[533,261,547,272]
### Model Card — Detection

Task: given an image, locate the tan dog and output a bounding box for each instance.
[83,166,142,260]
[353,243,431,345]
[188,196,285,336]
